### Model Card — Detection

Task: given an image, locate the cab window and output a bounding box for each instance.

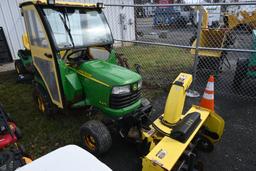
[23,10,48,48]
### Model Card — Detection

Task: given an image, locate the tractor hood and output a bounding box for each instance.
[78,60,141,86]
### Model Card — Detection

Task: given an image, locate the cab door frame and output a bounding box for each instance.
[21,4,64,108]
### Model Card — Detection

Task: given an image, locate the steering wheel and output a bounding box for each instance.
[66,50,86,63]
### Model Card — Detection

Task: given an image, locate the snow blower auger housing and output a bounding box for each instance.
[18,0,152,155]
[141,73,224,171]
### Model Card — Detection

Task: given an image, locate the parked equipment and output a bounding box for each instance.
[16,73,224,171]
[0,104,32,171]
[0,148,32,171]
[224,5,256,31]
[154,6,191,27]
[190,7,237,78]
[140,73,224,171]
[0,104,22,149]
[233,30,256,90]
[18,0,151,155]
[191,6,256,80]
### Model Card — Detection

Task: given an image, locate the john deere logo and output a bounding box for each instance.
[132,84,138,91]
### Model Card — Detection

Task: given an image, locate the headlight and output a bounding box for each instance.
[112,85,130,95]
[138,80,142,90]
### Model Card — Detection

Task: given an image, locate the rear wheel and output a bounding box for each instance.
[14,60,27,74]
[80,120,112,155]
[33,84,56,116]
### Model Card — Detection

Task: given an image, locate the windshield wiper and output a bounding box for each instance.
[59,13,75,48]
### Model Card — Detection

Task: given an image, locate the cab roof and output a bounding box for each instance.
[20,0,99,8]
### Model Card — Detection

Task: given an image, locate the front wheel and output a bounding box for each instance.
[80,120,112,155]
[33,84,56,116]
[14,60,27,75]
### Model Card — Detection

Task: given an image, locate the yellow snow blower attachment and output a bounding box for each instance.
[141,73,224,171]
[225,10,256,30]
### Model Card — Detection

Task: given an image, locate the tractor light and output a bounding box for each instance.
[47,0,55,5]
[96,3,104,8]
[138,80,142,90]
[112,85,130,95]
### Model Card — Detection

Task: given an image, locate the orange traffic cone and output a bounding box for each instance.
[199,75,215,111]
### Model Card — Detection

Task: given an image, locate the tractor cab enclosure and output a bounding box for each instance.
[19,1,144,118]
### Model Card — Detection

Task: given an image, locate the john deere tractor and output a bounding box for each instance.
[17,0,151,155]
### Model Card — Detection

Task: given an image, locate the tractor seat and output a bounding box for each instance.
[18,50,31,60]
[88,47,110,60]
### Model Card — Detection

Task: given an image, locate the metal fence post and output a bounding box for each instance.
[120,5,125,47]
[108,3,256,100]
[187,7,203,97]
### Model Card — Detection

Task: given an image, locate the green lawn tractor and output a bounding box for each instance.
[14,35,33,83]
[15,43,31,75]
[233,30,256,90]
[18,0,151,155]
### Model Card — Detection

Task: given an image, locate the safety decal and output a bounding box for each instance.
[156,149,167,159]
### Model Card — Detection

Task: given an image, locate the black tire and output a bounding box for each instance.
[196,136,214,153]
[80,120,112,155]
[233,59,248,90]
[15,127,22,139]
[33,84,56,116]
[0,151,14,168]
[14,60,27,74]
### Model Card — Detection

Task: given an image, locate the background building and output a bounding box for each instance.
[0,0,135,61]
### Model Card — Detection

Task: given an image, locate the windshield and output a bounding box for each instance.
[42,7,113,49]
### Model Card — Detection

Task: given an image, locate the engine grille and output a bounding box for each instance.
[110,90,141,109]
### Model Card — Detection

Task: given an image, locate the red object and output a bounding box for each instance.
[0,122,17,149]
[248,66,256,71]
[156,0,173,4]
[199,75,215,111]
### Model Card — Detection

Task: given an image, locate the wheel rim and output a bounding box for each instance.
[37,97,45,112]
[84,135,96,151]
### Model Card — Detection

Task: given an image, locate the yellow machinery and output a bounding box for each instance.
[225,10,256,30]
[190,7,239,76]
[191,7,256,62]
[190,7,233,58]
[141,73,224,171]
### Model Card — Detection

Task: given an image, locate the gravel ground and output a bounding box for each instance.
[99,92,256,171]
[0,62,14,72]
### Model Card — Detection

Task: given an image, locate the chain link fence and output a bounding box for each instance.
[105,2,256,100]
